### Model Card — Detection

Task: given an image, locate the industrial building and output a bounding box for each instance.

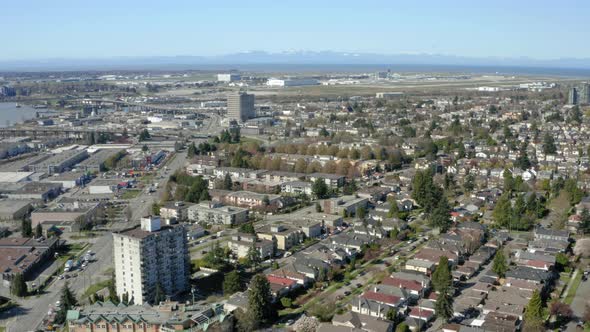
[29,149,88,174]
[77,149,125,172]
[266,78,319,87]
[227,92,255,122]
[0,237,60,283]
[0,200,32,221]
[217,73,241,82]
[113,216,190,305]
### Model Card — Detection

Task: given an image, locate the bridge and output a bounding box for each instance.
[0,126,130,139]
[80,98,211,117]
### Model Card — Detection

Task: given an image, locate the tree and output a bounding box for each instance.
[108,273,118,304]
[21,218,32,237]
[10,273,27,297]
[543,133,557,155]
[385,307,397,321]
[54,282,78,324]
[151,203,160,215]
[524,290,543,328]
[389,227,400,239]
[153,283,166,304]
[555,253,569,272]
[139,129,151,142]
[246,242,262,270]
[395,322,410,332]
[187,142,197,158]
[430,198,451,232]
[581,208,590,234]
[309,301,336,322]
[312,178,329,199]
[431,256,452,292]
[492,248,508,278]
[549,301,572,323]
[356,206,366,219]
[239,223,256,234]
[435,286,454,321]
[463,174,475,192]
[35,223,43,238]
[223,270,242,295]
[515,141,531,169]
[223,173,233,190]
[387,202,399,218]
[493,194,513,228]
[315,202,322,212]
[246,274,274,329]
[280,297,293,308]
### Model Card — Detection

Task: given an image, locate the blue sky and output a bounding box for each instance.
[2,0,589,60]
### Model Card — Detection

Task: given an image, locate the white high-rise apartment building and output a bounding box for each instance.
[113,216,189,305]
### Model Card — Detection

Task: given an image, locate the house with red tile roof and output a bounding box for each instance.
[408,306,435,322]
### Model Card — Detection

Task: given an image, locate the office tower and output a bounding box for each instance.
[113,216,189,305]
[227,92,255,122]
[579,83,590,105]
[568,87,578,105]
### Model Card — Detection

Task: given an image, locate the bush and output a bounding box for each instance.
[280,297,292,308]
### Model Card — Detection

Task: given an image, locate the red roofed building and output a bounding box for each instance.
[414,248,458,264]
[409,306,435,321]
[381,277,427,297]
[266,275,299,298]
[361,291,403,307]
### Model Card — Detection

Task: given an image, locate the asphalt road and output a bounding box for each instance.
[0,234,113,332]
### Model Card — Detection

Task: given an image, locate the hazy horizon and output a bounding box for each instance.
[2,0,590,62]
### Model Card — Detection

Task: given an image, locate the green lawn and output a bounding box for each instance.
[82,280,112,299]
[121,189,142,199]
[564,270,583,305]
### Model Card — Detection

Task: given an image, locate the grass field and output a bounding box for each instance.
[82,280,112,299]
[564,270,582,305]
[121,189,142,199]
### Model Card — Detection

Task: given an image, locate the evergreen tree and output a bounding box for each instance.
[35,223,43,238]
[431,256,452,292]
[223,173,233,190]
[246,242,262,270]
[435,286,454,321]
[139,129,151,142]
[54,282,78,324]
[387,202,399,218]
[153,283,166,304]
[503,169,514,193]
[108,273,118,304]
[223,270,242,295]
[493,194,513,228]
[523,290,544,331]
[463,174,475,192]
[515,141,531,169]
[187,142,197,158]
[246,274,274,329]
[312,178,329,199]
[543,133,557,155]
[21,218,32,237]
[430,198,451,232]
[492,248,508,278]
[151,203,160,215]
[581,208,590,234]
[10,273,27,297]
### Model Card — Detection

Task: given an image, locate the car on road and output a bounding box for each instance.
[286,320,294,326]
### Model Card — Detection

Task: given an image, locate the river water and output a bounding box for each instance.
[0,102,55,127]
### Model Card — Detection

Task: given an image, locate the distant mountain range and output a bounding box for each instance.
[2,51,590,72]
